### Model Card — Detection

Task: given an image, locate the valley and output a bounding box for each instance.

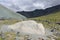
[0,4,60,40]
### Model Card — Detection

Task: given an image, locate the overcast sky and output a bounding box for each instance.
[0,0,60,11]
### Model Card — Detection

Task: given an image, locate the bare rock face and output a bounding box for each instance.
[8,20,45,36]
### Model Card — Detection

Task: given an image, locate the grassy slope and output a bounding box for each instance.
[30,11,60,30]
[30,11,60,22]
[0,4,26,20]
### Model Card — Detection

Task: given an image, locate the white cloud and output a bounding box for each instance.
[0,0,60,11]
[33,3,45,9]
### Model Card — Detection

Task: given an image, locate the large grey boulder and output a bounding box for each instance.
[8,20,45,36]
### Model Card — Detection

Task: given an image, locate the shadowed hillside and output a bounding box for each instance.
[17,5,60,18]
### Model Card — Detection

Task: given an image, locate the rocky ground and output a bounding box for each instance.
[0,20,60,40]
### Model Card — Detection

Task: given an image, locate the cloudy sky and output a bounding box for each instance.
[0,0,60,11]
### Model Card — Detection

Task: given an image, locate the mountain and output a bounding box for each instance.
[0,4,26,20]
[17,5,60,18]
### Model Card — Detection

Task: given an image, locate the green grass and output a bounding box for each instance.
[0,19,21,25]
[0,37,2,40]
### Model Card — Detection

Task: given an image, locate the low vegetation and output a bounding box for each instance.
[0,19,21,25]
